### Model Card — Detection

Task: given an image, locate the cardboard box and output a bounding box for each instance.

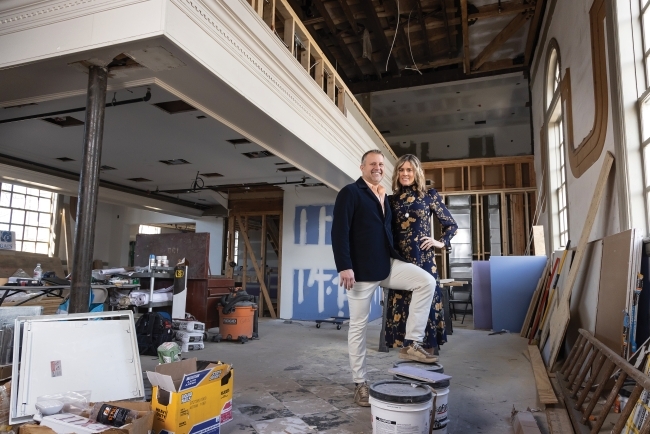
[147,358,233,434]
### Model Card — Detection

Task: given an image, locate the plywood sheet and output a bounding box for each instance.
[472,261,492,330]
[134,233,209,279]
[490,256,548,333]
[0,250,65,278]
[595,229,634,355]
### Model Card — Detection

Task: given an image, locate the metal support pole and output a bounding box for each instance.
[69,66,108,314]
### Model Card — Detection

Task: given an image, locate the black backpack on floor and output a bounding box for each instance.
[135,312,173,356]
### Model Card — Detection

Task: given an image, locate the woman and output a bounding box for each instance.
[385,154,458,353]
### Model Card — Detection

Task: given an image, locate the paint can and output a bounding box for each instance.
[368,381,432,434]
[391,361,449,432]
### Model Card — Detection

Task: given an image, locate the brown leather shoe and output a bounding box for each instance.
[399,342,439,363]
[354,382,370,407]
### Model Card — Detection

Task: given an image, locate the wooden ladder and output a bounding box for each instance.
[557,329,650,433]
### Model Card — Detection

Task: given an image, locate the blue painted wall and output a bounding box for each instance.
[281,191,382,321]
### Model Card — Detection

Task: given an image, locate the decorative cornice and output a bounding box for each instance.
[0,0,148,36]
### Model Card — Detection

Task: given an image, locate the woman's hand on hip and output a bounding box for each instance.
[420,237,445,250]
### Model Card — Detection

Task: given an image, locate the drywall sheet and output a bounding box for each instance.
[595,230,633,354]
[472,261,492,329]
[490,256,548,333]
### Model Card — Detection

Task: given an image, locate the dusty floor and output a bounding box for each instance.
[140,315,541,434]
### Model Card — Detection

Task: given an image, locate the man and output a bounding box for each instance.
[331,149,438,407]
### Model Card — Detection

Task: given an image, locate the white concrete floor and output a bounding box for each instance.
[140,316,541,434]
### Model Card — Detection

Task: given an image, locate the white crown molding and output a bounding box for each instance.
[0,0,150,36]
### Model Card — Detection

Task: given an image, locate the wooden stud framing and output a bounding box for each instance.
[241,216,248,291]
[326,70,336,101]
[260,215,267,318]
[263,0,276,28]
[255,0,264,18]
[337,82,346,113]
[284,17,295,55]
[237,216,277,318]
[460,0,470,73]
[314,56,325,89]
[226,216,235,279]
[300,39,311,71]
[469,1,534,20]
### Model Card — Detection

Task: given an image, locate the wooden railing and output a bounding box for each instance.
[244,0,396,160]
[558,329,650,434]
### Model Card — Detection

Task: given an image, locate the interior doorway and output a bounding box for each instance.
[225,213,282,318]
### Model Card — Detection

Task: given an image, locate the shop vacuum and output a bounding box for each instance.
[212,287,259,343]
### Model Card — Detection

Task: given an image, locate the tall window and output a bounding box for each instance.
[639,0,650,223]
[0,183,58,255]
[545,44,569,249]
[139,225,161,234]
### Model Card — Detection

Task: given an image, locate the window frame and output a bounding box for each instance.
[0,182,58,255]
[543,40,570,251]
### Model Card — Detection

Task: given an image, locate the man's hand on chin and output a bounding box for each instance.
[339,269,356,290]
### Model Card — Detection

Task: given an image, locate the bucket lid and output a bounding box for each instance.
[369,381,432,404]
[393,375,450,389]
[393,360,444,372]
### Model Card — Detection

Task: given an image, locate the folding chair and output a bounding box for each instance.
[449,287,472,324]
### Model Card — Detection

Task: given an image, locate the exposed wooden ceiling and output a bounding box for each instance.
[280,0,546,93]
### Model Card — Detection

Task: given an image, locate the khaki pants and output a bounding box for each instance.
[346,259,435,383]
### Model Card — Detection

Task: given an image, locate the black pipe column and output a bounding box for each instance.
[69,66,108,314]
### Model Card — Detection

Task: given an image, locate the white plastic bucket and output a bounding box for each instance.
[369,381,433,434]
[431,386,450,432]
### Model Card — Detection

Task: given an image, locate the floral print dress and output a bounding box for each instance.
[385,186,458,350]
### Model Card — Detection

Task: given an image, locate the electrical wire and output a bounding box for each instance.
[403,9,422,75]
[385,0,399,72]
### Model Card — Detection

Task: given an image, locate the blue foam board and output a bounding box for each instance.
[490,256,548,333]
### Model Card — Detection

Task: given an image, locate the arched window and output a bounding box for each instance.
[545,41,569,249]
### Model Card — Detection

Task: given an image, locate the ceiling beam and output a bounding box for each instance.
[359,0,400,75]
[524,0,548,65]
[460,0,470,73]
[468,1,535,21]
[474,57,520,73]
[311,0,365,79]
[337,0,360,34]
[348,64,526,93]
[303,17,325,25]
[440,0,454,56]
[471,12,529,71]
[414,0,434,60]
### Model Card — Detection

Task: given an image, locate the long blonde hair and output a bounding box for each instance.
[391,154,427,197]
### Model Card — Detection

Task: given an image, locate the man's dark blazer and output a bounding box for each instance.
[331,177,402,282]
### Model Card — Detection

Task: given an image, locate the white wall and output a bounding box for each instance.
[196,218,224,275]
[530,0,621,346]
[280,186,382,320]
[531,0,620,246]
[60,198,224,274]
[389,123,532,161]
